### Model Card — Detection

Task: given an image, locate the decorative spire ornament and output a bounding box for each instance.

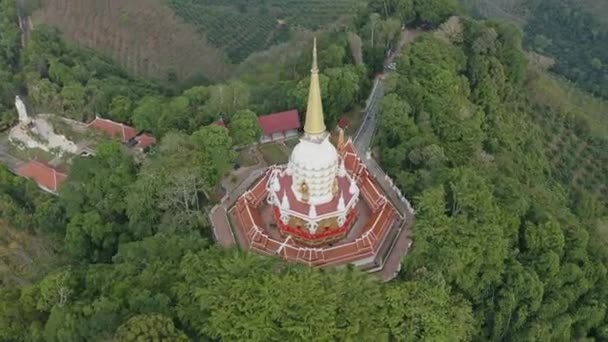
[337,191,345,211]
[338,159,346,178]
[337,127,345,149]
[303,38,326,137]
[281,192,290,210]
[309,203,317,219]
[349,178,357,195]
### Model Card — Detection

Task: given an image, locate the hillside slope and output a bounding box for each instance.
[32,0,230,85]
[461,0,608,98]
[165,0,364,63]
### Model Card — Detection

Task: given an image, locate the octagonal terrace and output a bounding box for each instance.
[228,140,412,278]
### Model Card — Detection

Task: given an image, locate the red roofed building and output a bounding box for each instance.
[88,117,138,143]
[258,110,300,143]
[212,119,226,128]
[16,160,68,194]
[134,134,157,152]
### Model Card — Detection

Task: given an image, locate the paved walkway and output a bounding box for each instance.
[211,167,268,247]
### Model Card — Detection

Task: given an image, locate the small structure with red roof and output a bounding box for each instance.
[88,117,138,143]
[258,109,300,143]
[133,134,157,152]
[87,117,156,153]
[212,119,226,128]
[16,160,68,194]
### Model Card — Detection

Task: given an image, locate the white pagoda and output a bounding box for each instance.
[266,39,360,245]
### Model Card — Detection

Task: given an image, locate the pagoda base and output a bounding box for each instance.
[273,207,357,247]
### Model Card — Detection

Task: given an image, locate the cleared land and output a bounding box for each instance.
[0,222,61,286]
[32,0,230,84]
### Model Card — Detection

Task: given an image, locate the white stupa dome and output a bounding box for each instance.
[289,135,339,205]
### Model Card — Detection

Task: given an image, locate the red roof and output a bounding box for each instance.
[88,117,137,143]
[338,117,350,129]
[16,160,68,193]
[258,110,300,136]
[134,134,156,150]
[212,119,226,127]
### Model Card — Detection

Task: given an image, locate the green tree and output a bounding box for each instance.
[132,96,166,135]
[191,124,235,177]
[324,66,362,126]
[203,81,250,121]
[229,109,262,146]
[115,314,189,342]
[126,132,217,236]
[385,274,473,341]
[60,82,87,120]
[108,95,133,123]
[413,0,458,26]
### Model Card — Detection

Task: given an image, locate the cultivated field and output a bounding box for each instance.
[32,0,231,84]
[528,70,608,203]
[167,0,364,63]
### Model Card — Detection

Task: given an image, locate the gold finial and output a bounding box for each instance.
[337,127,345,149]
[300,181,310,202]
[332,177,339,195]
[303,37,326,136]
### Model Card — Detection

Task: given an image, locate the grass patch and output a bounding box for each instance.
[237,149,258,167]
[284,138,300,152]
[259,143,288,165]
[8,143,56,163]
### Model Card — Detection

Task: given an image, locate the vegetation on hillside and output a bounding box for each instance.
[461,0,608,99]
[32,0,230,85]
[166,0,365,63]
[0,0,21,130]
[0,0,607,340]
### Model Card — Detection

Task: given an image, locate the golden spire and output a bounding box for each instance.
[303,37,326,136]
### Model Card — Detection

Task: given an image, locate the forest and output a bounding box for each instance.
[1,0,607,340]
[461,0,608,99]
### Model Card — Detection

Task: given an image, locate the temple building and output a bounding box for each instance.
[265,40,360,245]
[228,39,411,279]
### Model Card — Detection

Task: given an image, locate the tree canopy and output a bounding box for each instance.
[0,2,607,341]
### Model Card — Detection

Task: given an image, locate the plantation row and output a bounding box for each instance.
[533,110,608,202]
[166,0,360,62]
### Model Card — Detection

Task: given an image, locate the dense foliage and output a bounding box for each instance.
[524,0,608,98]
[0,1,607,341]
[461,0,608,99]
[377,17,608,340]
[0,0,21,130]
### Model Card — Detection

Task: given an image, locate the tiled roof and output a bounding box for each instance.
[258,110,300,136]
[16,160,68,193]
[134,134,156,150]
[88,117,137,143]
[212,119,226,127]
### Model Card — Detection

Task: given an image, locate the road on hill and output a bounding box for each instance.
[354,29,420,154]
